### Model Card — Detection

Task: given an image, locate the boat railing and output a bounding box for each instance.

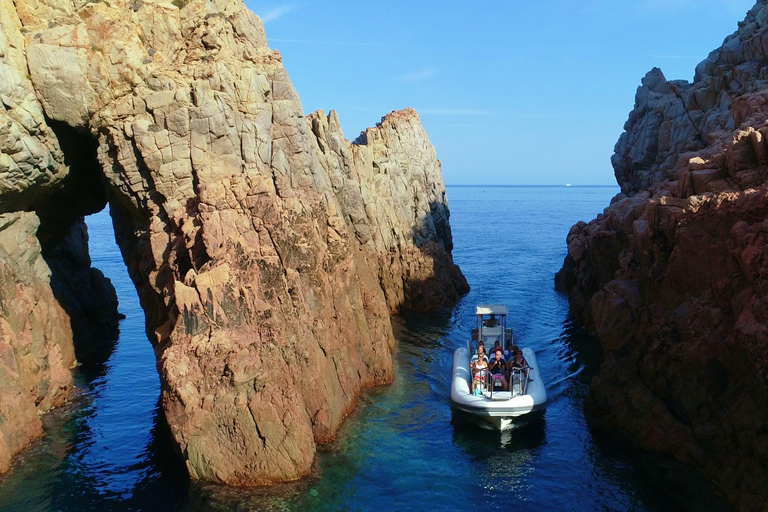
[476,366,533,398]
[510,366,533,397]
[485,371,506,399]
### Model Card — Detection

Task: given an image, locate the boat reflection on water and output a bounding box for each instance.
[450,409,546,457]
[451,409,547,452]
[450,409,546,498]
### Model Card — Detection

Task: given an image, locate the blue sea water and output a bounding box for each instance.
[0,185,734,512]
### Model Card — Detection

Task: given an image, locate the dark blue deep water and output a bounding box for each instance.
[0,186,734,512]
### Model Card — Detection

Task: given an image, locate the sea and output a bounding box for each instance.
[0,185,735,512]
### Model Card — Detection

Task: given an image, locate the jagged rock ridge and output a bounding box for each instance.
[0,0,467,484]
[556,2,768,510]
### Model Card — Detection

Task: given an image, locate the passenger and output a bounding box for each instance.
[471,353,488,394]
[470,341,485,363]
[503,342,515,361]
[484,314,499,327]
[490,341,505,361]
[488,348,508,390]
[508,349,532,382]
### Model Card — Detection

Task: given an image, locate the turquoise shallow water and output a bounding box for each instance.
[0,186,734,512]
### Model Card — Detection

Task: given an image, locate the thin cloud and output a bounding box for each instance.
[426,113,558,127]
[396,68,438,82]
[340,107,496,117]
[269,38,398,48]
[340,107,551,118]
[648,54,705,59]
[426,124,510,128]
[259,5,297,24]
[637,0,751,15]
[640,0,696,10]
[416,108,495,116]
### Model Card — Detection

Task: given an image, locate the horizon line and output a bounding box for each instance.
[444,184,619,188]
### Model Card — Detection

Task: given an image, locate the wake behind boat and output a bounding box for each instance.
[450,305,547,430]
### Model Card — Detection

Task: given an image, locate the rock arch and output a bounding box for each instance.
[0,0,467,483]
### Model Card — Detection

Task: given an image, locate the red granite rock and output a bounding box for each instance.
[0,212,74,474]
[556,3,768,509]
[0,0,467,484]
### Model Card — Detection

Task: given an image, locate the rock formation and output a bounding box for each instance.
[0,0,466,485]
[556,2,768,509]
[0,212,74,474]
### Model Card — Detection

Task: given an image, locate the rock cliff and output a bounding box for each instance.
[0,0,466,484]
[0,212,74,474]
[556,2,768,509]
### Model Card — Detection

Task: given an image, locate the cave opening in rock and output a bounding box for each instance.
[36,118,108,250]
[35,118,122,370]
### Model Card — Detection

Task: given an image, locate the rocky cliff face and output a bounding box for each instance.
[556,2,768,509]
[0,0,119,473]
[0,212,74,474]
[0,0,466,484]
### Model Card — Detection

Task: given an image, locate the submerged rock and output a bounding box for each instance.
[0,0,466,484]
[557,2,768,509]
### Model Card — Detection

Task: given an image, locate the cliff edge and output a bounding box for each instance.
[556,2,768,509]
[0,0,467,484]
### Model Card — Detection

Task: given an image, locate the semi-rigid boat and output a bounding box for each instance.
[450,305,547,430]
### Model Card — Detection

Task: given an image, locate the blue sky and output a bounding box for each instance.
[243,1,756,185]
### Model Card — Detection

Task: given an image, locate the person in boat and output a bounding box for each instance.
[490,340,505,361]
[503,342,516,361]
[470,341,486,363]
[484,314,498,327]
[471,353,488,394]
[488,348,508,390]
[508,349,532,382]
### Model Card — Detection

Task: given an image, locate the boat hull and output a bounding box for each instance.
[450,346,546,430]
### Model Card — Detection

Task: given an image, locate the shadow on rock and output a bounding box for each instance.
[44,218,122,380]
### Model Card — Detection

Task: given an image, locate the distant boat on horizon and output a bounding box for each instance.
[566,183,572,187]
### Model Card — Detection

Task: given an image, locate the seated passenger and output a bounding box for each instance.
[471,354,488,394]
[508,349,532,382]
[490,341,505,361]
[484,314,499,327]
[503,342,515,361]
[470,342,485,363]
[488,348,508,390]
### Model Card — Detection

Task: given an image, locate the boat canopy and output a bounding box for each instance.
[475,305,508,316]
[472,304,511,348]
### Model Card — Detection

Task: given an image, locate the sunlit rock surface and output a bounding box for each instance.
[0,0,466,483]
[556,2,768,509]
[0,212,74,474]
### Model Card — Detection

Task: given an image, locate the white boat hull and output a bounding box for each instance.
[450,346,546,430]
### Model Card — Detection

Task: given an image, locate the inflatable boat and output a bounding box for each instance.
[450,305,547,430]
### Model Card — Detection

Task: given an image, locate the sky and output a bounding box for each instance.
[243,0,757,186]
